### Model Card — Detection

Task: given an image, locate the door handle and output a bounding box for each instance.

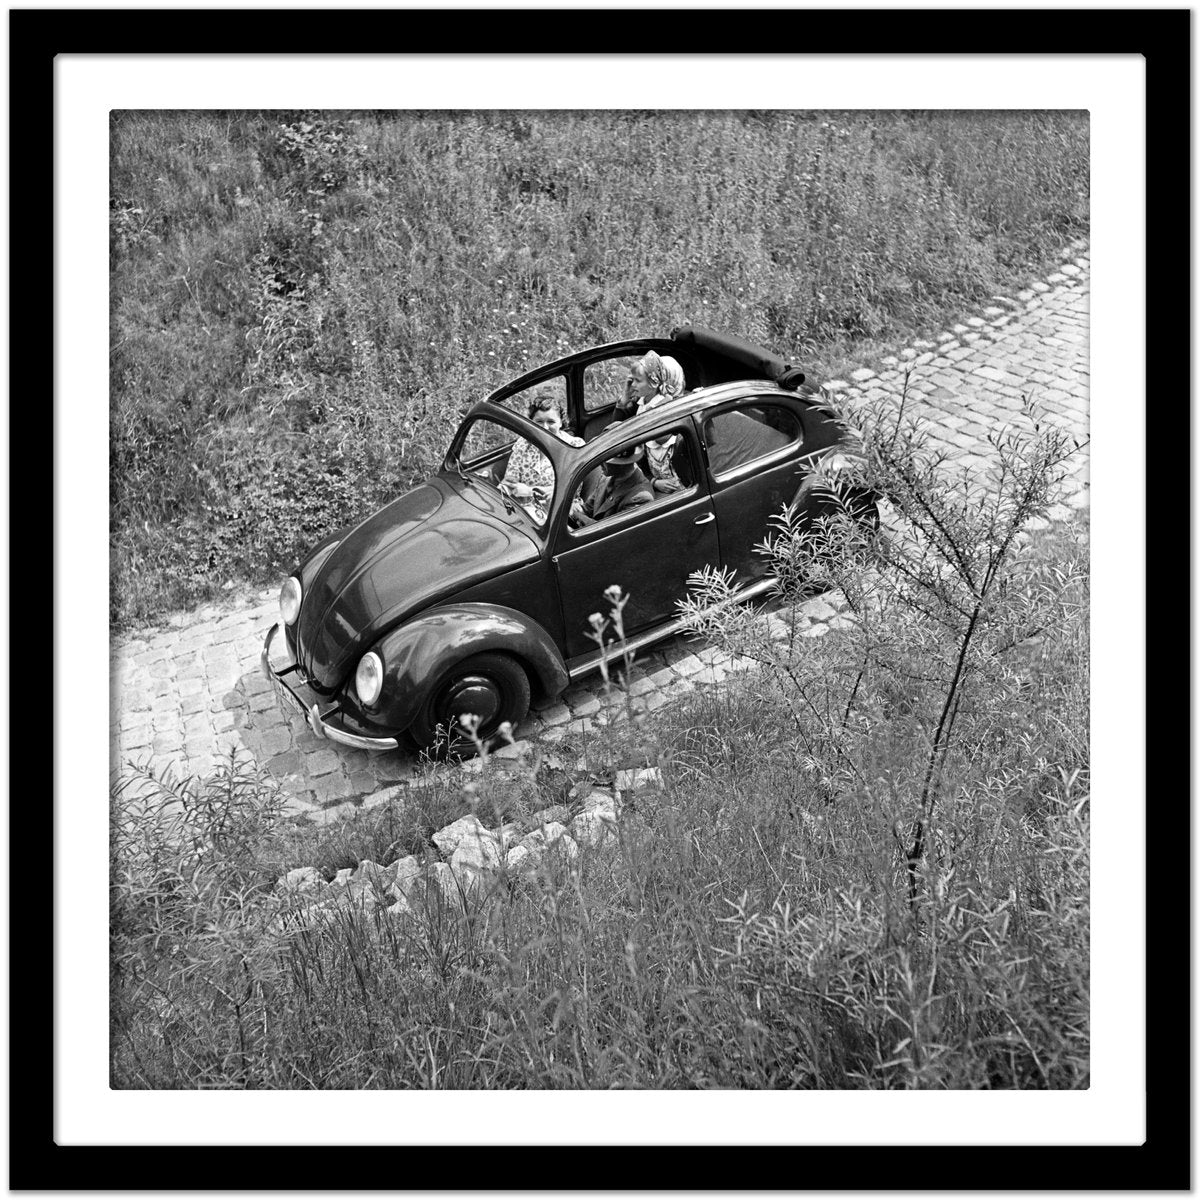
[694,512,715,525]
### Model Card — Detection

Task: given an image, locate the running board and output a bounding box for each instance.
[566,576,777,680]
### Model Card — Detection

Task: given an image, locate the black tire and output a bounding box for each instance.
[408,652,531,758]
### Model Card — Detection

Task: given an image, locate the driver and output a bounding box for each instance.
[569,446,655,527]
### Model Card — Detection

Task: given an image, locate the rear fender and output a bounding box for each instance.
[369,603,569,733]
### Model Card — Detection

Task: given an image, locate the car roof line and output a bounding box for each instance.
[485,337,677,402]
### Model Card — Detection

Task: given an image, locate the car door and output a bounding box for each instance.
[701,397,809,584]
[551,422,719,660]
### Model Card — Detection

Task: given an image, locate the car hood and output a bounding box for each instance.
[297,474,541,688]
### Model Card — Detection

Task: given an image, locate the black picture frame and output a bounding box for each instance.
[19,6,1186,1190]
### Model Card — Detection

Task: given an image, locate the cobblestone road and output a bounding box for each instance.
[110,241,1089,822]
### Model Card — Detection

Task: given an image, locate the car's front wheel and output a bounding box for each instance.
[408,651,532,757]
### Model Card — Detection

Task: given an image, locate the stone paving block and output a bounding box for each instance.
[211,709,238,733]
[258,726,293,756]
[243,671,273,697]
[537,701,572,727]
[180,693,211,717]
[568,695,602,718]
[182,713,212,739]
[313,773,354,806]
[348,770,378,795]
[673,654,707,678]
[152,731,185,754]
[305,748,342,778]
[371,755,414,783]
[268,749,304,777]
[152,707,182,733]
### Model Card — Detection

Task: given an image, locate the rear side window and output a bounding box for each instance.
[703,403,803,479]
[583,357,637,412]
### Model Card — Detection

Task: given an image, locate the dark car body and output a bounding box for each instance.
[261,326,861,752]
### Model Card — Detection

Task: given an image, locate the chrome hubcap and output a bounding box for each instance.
[442,674,502,730]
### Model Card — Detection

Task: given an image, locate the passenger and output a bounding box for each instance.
[501,388,583,522]
[569,445,655,527]
[614,351,687,421]
[613,352,688,492]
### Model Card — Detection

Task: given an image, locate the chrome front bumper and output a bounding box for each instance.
[260,623,399,752]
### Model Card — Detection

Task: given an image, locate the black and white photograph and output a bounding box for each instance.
[28,13,1179,1179]
[107,105,1094,1093]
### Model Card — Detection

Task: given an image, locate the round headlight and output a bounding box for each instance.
[356,651,384,708]
[279,576,302,626]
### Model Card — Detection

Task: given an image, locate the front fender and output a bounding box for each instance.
[368,603,569,734]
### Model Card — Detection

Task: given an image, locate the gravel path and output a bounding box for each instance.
[110,240,1089,822]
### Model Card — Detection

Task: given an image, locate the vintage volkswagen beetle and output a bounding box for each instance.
[261,326,871,754]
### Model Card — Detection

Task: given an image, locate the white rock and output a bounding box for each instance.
[451,834,503,878]
[513,823,580,873]
[506,844,537,873]
[390,856,422,898]
[571,808,618,852]
[333,868,353,888]
[490,738,532,762]
[582,791,617,817]
[432,813,497,859]
[278,866,325,894]
[615,767,662,793]
[407,861,464,914]
[352,859,392,889]
[550,833,580,866]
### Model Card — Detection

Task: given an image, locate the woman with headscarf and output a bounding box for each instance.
[613,351,689,492]
[616,350,687,418]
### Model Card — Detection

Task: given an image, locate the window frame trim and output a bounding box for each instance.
[701,398,807,487]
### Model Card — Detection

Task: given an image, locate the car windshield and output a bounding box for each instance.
[454,415,559,527]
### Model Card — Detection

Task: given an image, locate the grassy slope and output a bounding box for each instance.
[111,515,1089,1089]
[111,109,1089,627]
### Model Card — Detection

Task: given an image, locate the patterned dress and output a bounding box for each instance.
[502,431,584,522]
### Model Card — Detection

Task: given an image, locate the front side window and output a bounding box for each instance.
[456,417,519,480]
[455,416,557,526]
[703,403,803,479]
[567,425,697,532]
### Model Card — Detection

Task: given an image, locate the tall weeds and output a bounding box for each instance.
[112,501,1088,1088]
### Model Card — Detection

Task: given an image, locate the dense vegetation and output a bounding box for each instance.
[111,518,1088,1089]
[111,382,1090,1089]
[111,109,1089,626]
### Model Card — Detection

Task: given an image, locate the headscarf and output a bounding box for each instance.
[639,352,686,401]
